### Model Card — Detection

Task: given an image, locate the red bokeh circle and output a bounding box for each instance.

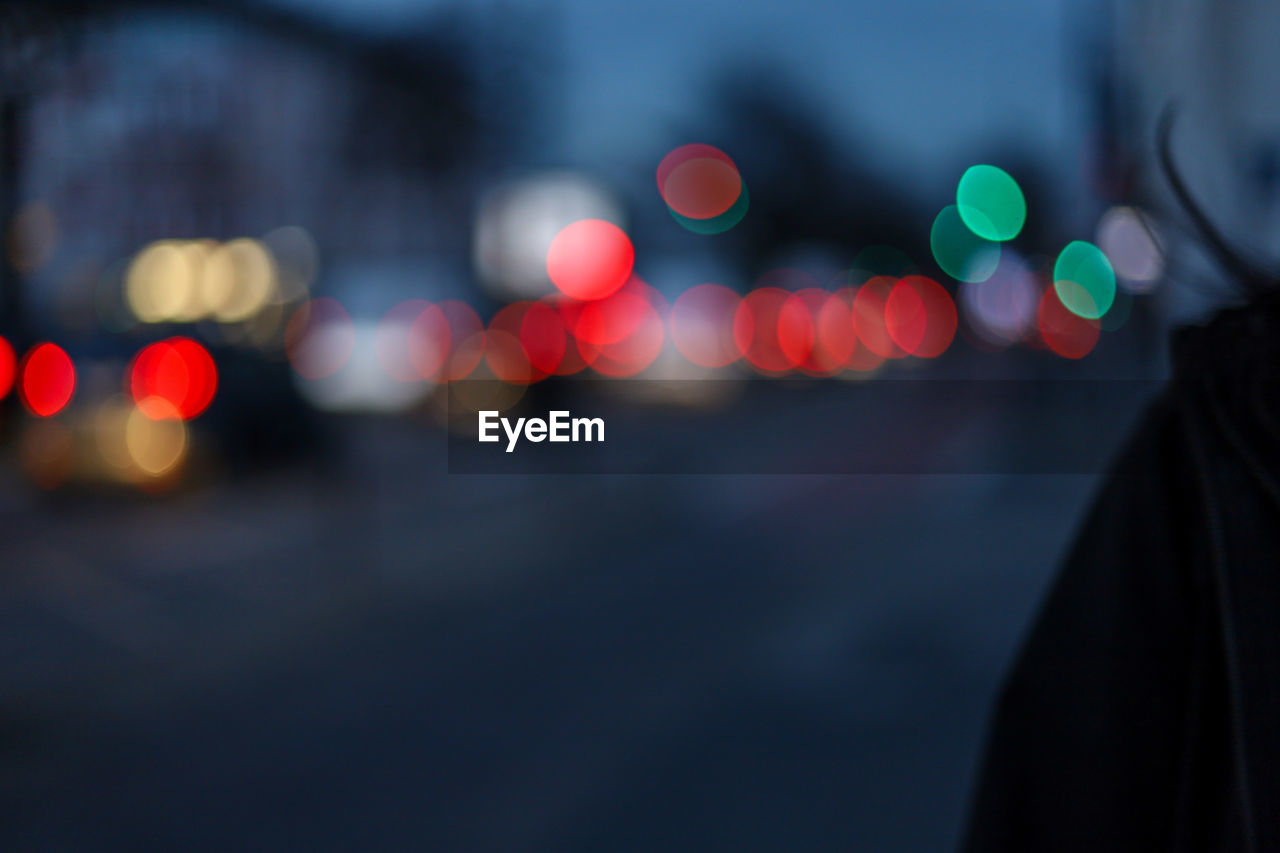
[546,219,635,302]
[852,276,907,360]
[1038,286,1100,359]
[733,287,804,374]
[519,301,569,376]
[885,275,957,359]
[657,144,743,220]
[19,343,75,417]
[828,285,885,373]
[778,289,831,374]
[0,335,15,400]
[130,337,218,420]
[577,295,665,377]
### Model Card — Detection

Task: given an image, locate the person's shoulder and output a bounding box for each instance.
[1168,291,1280,490]
[1171,292,1280,387]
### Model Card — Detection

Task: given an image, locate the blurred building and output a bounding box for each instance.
[5,4,546,338]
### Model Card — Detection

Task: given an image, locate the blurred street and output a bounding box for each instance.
[0,0,1244,847]
[0,391,1105,851]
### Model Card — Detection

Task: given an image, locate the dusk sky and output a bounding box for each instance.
[269,0,1087,197]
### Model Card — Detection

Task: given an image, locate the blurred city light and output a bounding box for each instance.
[407,302,454,380]
[546,218,635,301]
[126,241,201,324]
[19,343,76,418]
[829,286,885,373]
[956,165,1026,242]
[960,250,1040,346]
[670,183,750,234]
[852,275,908,360]
[1037,284,1100,359]
[885,275,957,359]
[575,278,666,377]
[126,237,281,326]
[0,2,1179,502]
[572,286,651,348]
[92,396,139,481]
[670,283,742,368]
[0,336,15,401]
[656,143,748,234]
[777,288,832,374]
[1053,240,1116,319]
[375,300,447,383]
[1095,206,1163,293]
[518,301,571,376]
[129,338,218,421]
[203,239,277,323]
[124,400,188,478]
[0,6,1219,851]
[473,173,624,301]
[812,288,859,374]
[734,285,804,374]
[294,320,436,414]
[931,205,1000,282]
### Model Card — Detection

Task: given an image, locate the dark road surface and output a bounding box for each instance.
[0,397,1113,851]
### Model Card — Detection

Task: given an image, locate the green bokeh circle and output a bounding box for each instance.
[1053,240,1115,319]
[956,164,1026,241]
[931,205,1000,282]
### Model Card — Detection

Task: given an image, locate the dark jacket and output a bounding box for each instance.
[964,297,1280,852]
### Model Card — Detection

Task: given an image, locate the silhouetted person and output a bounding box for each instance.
[964,116,1280,852]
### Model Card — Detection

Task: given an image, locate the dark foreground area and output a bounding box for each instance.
[0,387,1116,851]
[0,368,1152,845]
